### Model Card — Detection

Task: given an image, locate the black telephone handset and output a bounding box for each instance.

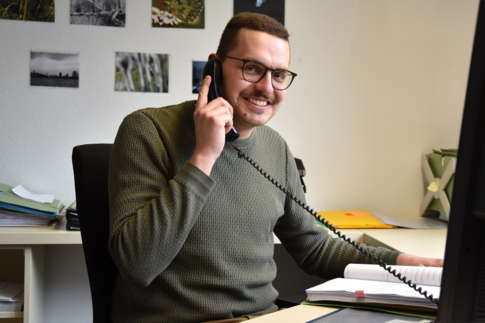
[202,59,240,142]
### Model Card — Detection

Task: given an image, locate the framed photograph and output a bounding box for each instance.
[70,0,125,27]
[192,61,206,94]
[0,0,54,22]
[152,0,204,29]
[114,52,169,93]
[234,0,285,26]
[30,52,80,88]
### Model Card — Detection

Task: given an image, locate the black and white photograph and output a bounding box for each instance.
[70,0,125,27]
[192,61,206,94]
[0,0,54,22]
[152,0,204,29]
[114,52,169,93]
[30,52,80,88]
[234,0,285,25]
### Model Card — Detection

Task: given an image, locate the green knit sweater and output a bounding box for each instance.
[108,100,401,322]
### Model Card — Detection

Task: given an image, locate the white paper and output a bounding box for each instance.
[306,278,439,309]
[12,185,54,204]
[344,264,442,287]
[0,282,23,302]
[374,212,447,229]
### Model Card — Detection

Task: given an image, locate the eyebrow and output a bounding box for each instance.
[242,57,290,71]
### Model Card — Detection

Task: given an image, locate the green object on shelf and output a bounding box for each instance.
[426,149,457,218]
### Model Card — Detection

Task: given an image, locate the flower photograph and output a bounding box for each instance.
[152,0,204,29]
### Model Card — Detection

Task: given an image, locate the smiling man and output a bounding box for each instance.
[107,13,442,323]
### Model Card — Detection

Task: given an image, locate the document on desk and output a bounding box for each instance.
[306,278,439,309]
[374,213,447,229]
[344,264,442,287]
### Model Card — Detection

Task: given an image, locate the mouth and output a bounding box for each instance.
[246,97,271,107]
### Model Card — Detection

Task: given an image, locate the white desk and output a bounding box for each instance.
[0,220,81,323]
[359,229,447,259]
[252,228,447,322]
[0,223,446,323]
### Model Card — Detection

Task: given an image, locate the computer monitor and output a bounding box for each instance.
[436,1,485,322]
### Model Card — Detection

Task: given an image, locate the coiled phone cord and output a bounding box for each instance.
[230,142,439,306]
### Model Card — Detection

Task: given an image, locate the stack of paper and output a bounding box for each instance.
[0,282,24,312]
[0,183,62,226]
[65,201,80,231]
[306,264,440,310]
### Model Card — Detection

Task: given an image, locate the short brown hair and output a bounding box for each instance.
[216,12,289,58]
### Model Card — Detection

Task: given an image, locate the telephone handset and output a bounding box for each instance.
[202,59,240,142]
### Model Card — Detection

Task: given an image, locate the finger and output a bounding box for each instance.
[224,119,234,134]
[196,75,211,109]
[203,103,233,125]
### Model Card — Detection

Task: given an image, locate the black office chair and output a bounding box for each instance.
[72,144,118,323]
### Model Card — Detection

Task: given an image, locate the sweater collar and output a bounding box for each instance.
[227,127,257,149]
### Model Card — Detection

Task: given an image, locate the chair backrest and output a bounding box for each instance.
[72,144,118,323]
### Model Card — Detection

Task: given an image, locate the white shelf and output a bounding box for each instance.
[0,312,23,318]
[0,219,81,245]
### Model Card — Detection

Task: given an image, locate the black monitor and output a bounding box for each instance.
[436,1,485,322]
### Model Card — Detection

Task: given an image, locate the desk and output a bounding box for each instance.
[252,228,447,322]
[0,220,81,323]
[0,223,446,323]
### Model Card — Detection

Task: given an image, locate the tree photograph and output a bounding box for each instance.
[115,52,169,93]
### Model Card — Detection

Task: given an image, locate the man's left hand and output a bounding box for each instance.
[396,253,444,267]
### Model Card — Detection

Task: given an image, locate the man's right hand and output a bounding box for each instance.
[189,75,234,176]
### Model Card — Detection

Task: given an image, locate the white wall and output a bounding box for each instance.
[0,1,479,322]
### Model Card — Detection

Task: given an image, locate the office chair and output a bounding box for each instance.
[72,144,118,323]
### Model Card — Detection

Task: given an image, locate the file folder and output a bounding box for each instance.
[316,210,396,229]
[0,183,61,218]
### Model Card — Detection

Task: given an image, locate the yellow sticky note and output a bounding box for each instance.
[427,182,439,192]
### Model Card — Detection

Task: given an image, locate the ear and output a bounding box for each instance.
[208,53,219,61]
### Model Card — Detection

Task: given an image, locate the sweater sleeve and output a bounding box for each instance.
[108,111,215,287]
[274,142,401,279]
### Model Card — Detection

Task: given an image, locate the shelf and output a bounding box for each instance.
[0,246,45,322]
[0,219,81,245]
[0,312,23,318]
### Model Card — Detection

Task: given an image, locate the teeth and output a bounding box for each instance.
[248,98,268,106]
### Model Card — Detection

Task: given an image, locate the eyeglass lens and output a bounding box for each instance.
[242,61,294,90]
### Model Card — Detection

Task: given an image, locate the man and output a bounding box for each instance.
[108,13,442,323]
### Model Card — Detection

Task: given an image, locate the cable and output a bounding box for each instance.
[231,142,439,306]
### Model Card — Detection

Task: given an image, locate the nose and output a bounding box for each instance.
[254,70,274,94]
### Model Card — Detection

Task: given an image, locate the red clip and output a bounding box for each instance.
[355,290,366,297]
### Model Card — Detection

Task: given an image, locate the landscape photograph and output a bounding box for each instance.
[30,51,80,88]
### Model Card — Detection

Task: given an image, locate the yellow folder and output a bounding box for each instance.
[316,210,396,229]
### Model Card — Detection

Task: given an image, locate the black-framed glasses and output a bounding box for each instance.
[221,55,297,90]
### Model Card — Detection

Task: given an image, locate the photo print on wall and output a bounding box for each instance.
[115,52,169,93]
[70,0,125,27]
[0,0,54,22]
[30,51,80,88]
[152,0,204,29]
[234,0,285,25]
[192,61,206,94]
